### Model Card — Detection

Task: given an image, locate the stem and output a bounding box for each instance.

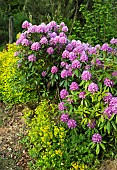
[36,85,40,103]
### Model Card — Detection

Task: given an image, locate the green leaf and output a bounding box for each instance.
[109,114,115,121]
[96,144,100,155]
[91,143,95,149]
[100,143,106,151]
[111,121,117,130]
[107,121,111,134]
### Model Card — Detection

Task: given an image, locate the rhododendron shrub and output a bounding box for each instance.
[15,21,117,167]
[15,21,69,101]
[58,37,117,156]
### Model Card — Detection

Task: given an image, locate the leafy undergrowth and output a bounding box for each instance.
[0,102,117,170]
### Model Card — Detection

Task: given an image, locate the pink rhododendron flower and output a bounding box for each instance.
[42,71,47,77]
[28,54,36,62]
[110,38,117,44]
[58,102,66,111]
[62,26,68,32]
[22,21,31,29]
[40,37,48,45]
[79,91,86,99]
[81,70,92,81]
[47,47,54,55]
[104,78,113,87]
[21,39,30,46]
[60,89,69,99]
[92,134,102,143]
[88,82,98,93]
[60,113,69,122]
[31,42,40,51]
[71,60,81,69]
[67,119,77,129]
[70,82,79,91]
[80,51,88,62]
[51,66,58,74]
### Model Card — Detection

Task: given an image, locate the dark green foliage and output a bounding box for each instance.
[71,0,117,45]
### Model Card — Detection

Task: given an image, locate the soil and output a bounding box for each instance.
[0,102,30,170]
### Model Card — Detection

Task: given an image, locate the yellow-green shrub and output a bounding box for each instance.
[23,100,88,170]
[0,43,37,104]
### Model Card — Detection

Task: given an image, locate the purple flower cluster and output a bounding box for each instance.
[70,82,79,91]
[67,119,77,129]
[109,97,117,114]
[60,89,69,99]
[61,69,68,78]
[31,42,40,51]
[79,91,86,99]
[101,43,109,51]
[103,92,113,104]
[58,102,66,111]
[21,39,30,46]
[87,120,96,128]
[28,54,36,62]
[60,114,77,129]
[80,51,88,62]
[60,113,69,122]
[69,52,77,61]
[112,71,117,77]
[110,38,117,45]
[81,70,92,81]
[92,134,102,143]
[22,20,31,29]
[47,47,54,55]
[51,66,58,74]
[104,78,113,87]
[71,60,81,69]
[40,37,48,45]
[88,82,98,93]
[42,71,47,77]
[103,97,117,118]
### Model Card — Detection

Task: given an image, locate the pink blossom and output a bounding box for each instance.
[61,69,68,78]
[92,134,102,143]
[60,22,65,27]
[58,102,66,111]
[80,51,88,62]
[69,52,77,61]
[28,54,36,62]
[42,71,47,77]
[88,82,98,93]
[79,91,86,99]
[22,21,31,29]
[81,70,92,81]
[47,47,54,55]
[60,114,69,122]
[67,119,77,129]
[110,38,117,44]
[71,60,81,69]
[31,42,40,51]
[59,37,67,44]
[59,32,66,37]
[60,89,69,99]
[62,50,69,58]
[104,78,113,87]
[101,43,110,51]
[40,37,48,45]
[51,66,58,74]
[62,26,68,32]
[21,39,30,46]
[70,82,79,91]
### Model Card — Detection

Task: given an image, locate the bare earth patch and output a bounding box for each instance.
[0,103,30,170]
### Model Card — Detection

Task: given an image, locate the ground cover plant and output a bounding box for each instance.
[1,20,117,169]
